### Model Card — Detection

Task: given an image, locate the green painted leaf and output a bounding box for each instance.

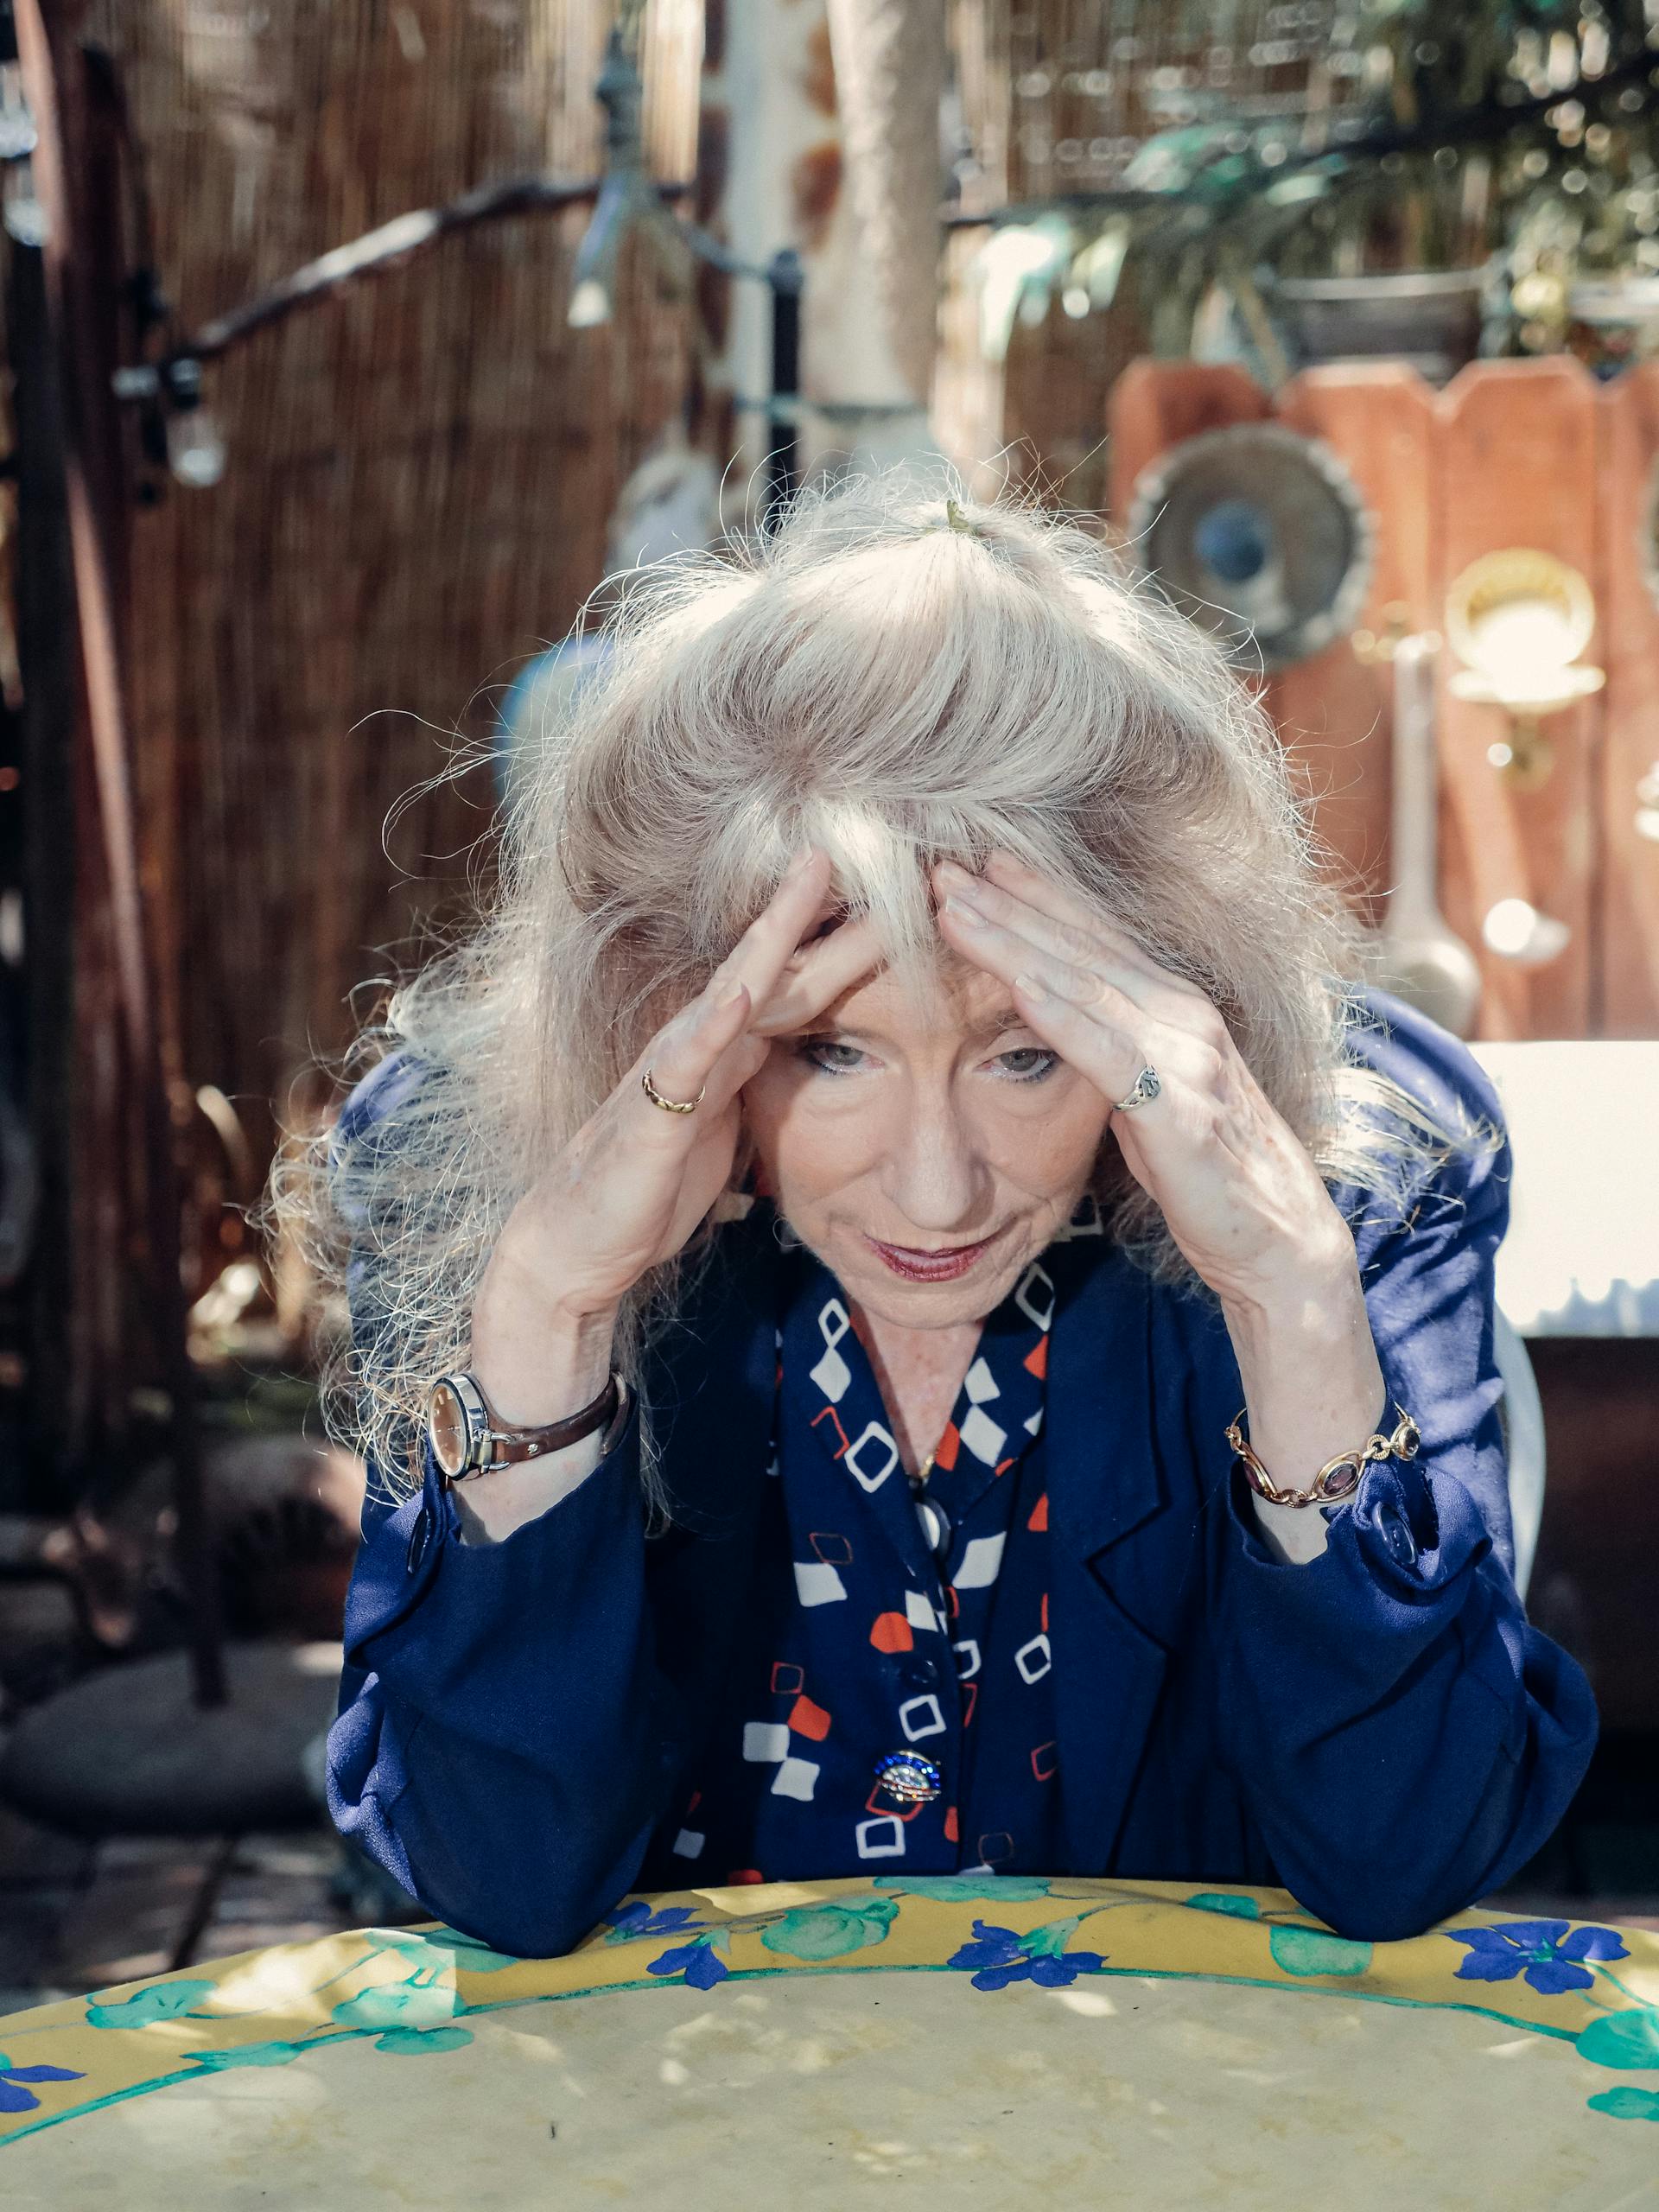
[374,2025,474,2055]
[86,1979,217,2030]
[1186,1892,1262,1920]
[1588,2087,1659,2120]
[1023,1916,1086,1960]
[429,1930,521,1974]
[1268,1926,1373,1979]
[1577,2009,1659,2071]
[332,1981,461,2031]
[760,1900,897,1961]
[188,2038,308,2071]
[873,1876,1052,1903]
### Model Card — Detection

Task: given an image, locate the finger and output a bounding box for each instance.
[938,893,1217,1090]
[938,859,1220,1038]
[630,976,753,1133]
[978,851,1208,1001]
[755,912,886,1034]
[714,849,835,1007]
[935,864,1150,1009]
[1004,969,1174,1115]
[982,854,1159,977]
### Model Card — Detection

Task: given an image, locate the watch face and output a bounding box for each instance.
[428,1380,471,1479]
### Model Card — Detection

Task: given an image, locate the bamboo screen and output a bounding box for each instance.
[87,0,702,1173]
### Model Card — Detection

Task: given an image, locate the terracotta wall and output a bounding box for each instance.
[1108,355,1659,1043]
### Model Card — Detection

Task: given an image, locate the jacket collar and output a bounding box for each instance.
[652,1212,1169,1564]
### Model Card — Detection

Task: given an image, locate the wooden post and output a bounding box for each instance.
[15,0,226,1703]
[1272,365,1439,925]
[1595,364,1659,1037]
[1434,358,1601,1041]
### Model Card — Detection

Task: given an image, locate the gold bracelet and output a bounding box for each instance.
[1227,1404,1422,1510]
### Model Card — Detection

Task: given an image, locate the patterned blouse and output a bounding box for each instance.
[658,1198,1104,1885]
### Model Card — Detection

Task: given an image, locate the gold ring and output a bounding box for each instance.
[641,1066,704,1115]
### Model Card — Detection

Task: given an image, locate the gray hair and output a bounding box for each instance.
[276,463,1476,1504]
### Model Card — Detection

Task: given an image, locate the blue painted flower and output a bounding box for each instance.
[947,1919,1105,1993]
[0,2052,83,2114]
[1448,1919,1629,1996]
[647,1936,729,1990]
[602,1901,704,1945]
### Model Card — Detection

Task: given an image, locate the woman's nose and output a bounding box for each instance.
[880,1092,990,1232]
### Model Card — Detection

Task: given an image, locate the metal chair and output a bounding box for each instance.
[1491,1306,1546,1601]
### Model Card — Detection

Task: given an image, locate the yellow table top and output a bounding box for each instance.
[3,1877,1658,2207]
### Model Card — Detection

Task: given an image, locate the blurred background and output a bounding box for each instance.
[0,0,1655,2009]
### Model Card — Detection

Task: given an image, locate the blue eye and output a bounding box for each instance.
[997,1047,1059,1084]
[797,1039,1058,1083]
[798,1039,867,1076]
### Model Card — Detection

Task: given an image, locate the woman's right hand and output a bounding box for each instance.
[467,849,880,1429]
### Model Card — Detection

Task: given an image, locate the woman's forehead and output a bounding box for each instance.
[817,957,1023,1040]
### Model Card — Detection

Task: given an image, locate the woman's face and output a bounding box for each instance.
[742,955,1112,1331]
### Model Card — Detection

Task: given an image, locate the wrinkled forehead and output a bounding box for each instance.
[815,945,1022,1041]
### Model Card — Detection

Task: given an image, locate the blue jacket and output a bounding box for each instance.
[327,991,1597,1957]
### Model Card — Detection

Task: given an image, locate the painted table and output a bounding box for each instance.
[3,1878,1657,2208]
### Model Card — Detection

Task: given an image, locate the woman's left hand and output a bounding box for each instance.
[933,850,1355,1315]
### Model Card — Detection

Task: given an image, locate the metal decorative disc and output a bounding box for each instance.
[1125,423,1375,671]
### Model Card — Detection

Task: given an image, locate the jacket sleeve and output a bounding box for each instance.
[326,1411,688,1958]
[1209,1002,1598,1942]
[321,1051,684,1957]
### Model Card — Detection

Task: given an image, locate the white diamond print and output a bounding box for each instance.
[793,1561,847,1607]
[957,1405,1007,1465]
[898,1694,947,1741]
[964,1356,1000,1403]
[856,1815,906,1860]
[771,1757,820,1802]
[905,1588,940,1630]
[742,1723,789,1762]
[671,1829,705,1859]
[954,1533,1006,1589]
[844,1421,899,1492]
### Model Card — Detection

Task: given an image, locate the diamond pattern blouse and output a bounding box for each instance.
[652,1201,1104,1886]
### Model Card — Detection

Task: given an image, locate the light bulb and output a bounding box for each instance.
[567,276,613,329]
[166,405,226,488]
[2,158,47,248]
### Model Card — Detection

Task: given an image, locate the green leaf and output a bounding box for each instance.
[188,2038,308,2071]
[1023,1916,1086,1960]
[1268,1926,1374,1979]
[1186,1892,1262,1920]
[1577,2010,1659,2072]
[373,2025,474,2056]
[332,1981,461,2031]
[86,1979,217,2030]
[760,1900,897,1961]
[428,1929,521,1974]
[1588,2086,1659,2120]
[874,1876,1051,1903]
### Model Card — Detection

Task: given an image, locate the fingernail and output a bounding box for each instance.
[788,848,819,879]
[1014,971,1047,999]
[715,976,747,1007]
[943,896,983,925]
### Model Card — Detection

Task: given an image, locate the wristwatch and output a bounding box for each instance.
[424,1368,631,1483]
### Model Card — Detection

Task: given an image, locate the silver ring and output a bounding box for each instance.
[641,1066,704,1115]
[1112,1064,1160,1113]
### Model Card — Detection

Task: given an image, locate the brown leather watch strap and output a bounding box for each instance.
[480,1372,624,1465]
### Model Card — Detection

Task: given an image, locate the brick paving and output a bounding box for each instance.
[0,1807,365,2015]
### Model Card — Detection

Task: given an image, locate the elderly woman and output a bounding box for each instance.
[318,474,1593,1961]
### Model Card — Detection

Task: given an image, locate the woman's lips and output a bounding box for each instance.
[866,1229,1000,1281]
